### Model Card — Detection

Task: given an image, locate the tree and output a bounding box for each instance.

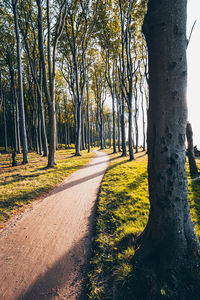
[12,0,28,163]
[18,1,48,157]
[36,0,66,167]
[131,0,200,298]
[186,121,198,176]
[61,0,97,156]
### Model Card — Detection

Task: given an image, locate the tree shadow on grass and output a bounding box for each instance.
[127,171,147,190]
[190,178,200,236]
[0,173,41,187]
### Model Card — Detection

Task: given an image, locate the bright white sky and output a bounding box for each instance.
[187,0,200,147]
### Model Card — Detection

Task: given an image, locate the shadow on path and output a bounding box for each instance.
[16,206,96,300]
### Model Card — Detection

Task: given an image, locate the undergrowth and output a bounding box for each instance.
[88,149,200,300]
[0,148,95,225]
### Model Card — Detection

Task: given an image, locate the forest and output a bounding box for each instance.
[0,0,147,166]
[0,0,200,299]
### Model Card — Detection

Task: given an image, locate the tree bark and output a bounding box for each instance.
[38,67,48,157]
[3,92,8,153]
[121,95,126,156]
[36,0,56,167]
[131,0,200,298]
[75,102,81,156]
[128,102,134,161]
[117,96,121,152]
[87,82,90,153]
[12,0,28,164]
[186,121,198,176]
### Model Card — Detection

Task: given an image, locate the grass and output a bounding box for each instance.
[88,149,200,300]
[0,148,95,225]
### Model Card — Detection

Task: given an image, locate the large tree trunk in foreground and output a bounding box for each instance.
[130,0,200,299]
[186,121,198,176]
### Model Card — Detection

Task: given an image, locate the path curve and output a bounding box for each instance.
[0,150,109,300]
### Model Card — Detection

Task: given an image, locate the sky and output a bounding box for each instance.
[187,0,200,147]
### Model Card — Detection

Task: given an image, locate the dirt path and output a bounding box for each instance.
[0,150,109,300]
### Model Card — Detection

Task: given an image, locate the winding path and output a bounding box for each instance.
[0,150,109,300]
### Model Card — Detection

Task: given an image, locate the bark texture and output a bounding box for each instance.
[186,121,198,176]
[12,0,28,163]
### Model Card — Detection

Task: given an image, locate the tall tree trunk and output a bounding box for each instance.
[38,116,42,155]
[81,111,85,150]
[3,94,8,153]
[128,103,134,161]
[131,1,200,298]
[48,103,56,165]
[16,96,21,153]
[13,94,18,152]
[186,121,198,176]
[36,0,56,167]
[121,95,126,156]
[112,95,116,153]
[75,102,81,156]
[117,96,121,152]
[141,87,146,151]
[12,0,28,163]
[38,68,48,157]
[87,83,90,153]
[64,98,68,149]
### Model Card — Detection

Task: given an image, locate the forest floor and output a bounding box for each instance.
[0,148,95,224]
[0,149,109,300]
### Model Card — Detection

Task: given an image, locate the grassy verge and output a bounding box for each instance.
[88,149,200,299]
[0,148,95,225]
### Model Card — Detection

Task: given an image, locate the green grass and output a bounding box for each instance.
[88,150,200,300]
[0,148,95,225]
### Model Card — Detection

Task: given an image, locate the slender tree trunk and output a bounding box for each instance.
[121,95,126,156]
[75,102,81,156]
[131,1,200,298]
[38,116,42,155]
[87,83,90,153]
[128,103,134,161]
[38,68,48,156]
[81,111,85,150]
[13,95,18,152]
[3,94,8,153]
[186,121,198,176]
[91,104,93,148]
[48,103,56,165]
[141,88,146,151]
[16,96,21,153]
[67,123,70,148]
[12,0,28,163]
[117,96,121,152]
[37,0,56,167]
[112,95,116,153]
[108,121,111,148]
[34,109,39,154]
[64,99,68,149]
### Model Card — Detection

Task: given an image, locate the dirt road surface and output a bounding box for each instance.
[0,150,109,300]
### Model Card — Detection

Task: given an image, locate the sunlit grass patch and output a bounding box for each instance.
[88,149,149,299]
[187,157,200,238]
[0,149,95,224]
[88,150,200,299]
